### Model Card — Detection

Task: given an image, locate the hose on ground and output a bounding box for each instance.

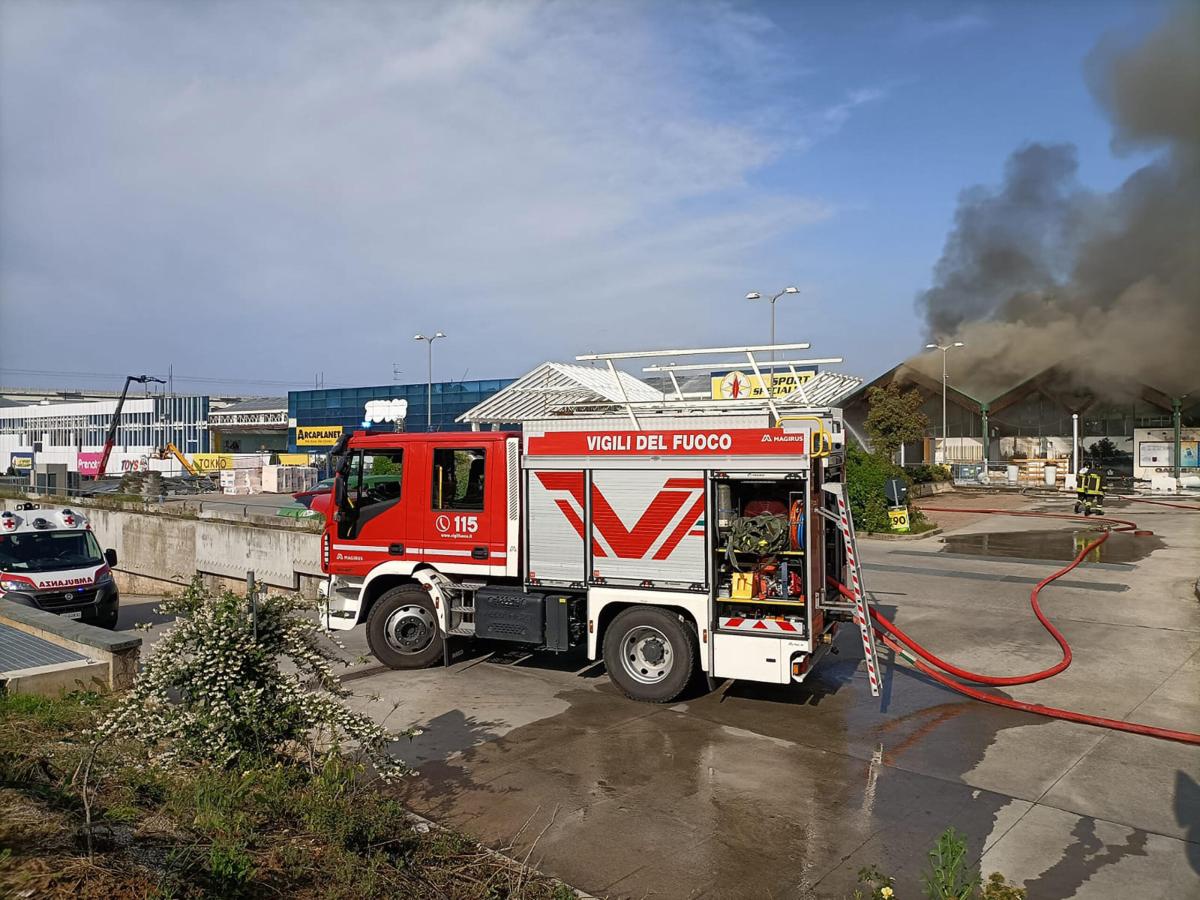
[832,505,1200,746]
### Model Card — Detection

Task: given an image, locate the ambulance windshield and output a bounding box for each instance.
[0,531,104,572]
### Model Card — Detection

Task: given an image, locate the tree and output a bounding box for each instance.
[864,383,929,459]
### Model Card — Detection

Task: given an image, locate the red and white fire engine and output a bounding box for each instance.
[320,344,880,703]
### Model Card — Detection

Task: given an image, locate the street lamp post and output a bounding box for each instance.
[413,331,447,431]
[925,341,964,464]
[746,286,799,369]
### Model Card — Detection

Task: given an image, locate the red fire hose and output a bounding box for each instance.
[832,505,1200,746]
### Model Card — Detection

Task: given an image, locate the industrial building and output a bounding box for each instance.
[208,398,288,452]
[0,395,210,476]
[841,362,1199,481]
[286,378,516,452]
[0,378,518,476]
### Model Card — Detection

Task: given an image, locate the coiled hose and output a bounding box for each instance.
[832,505,1200,746]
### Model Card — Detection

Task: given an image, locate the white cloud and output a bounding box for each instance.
[894,9,990,43]
[0,0,868,387]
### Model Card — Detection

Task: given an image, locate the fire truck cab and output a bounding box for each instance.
[320,344,872,703]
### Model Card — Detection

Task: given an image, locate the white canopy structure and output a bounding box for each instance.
[459,345,863,429]
[457,362,663,427]
[779,371,864,407]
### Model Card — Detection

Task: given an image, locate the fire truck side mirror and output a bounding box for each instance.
[333,475,347,509]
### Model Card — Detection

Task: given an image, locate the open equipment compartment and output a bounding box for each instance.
[710,472,811,639]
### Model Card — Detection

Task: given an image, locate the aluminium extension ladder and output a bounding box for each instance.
[822,482,882,697]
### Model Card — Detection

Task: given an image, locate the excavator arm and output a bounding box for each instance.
[164,442,199,477]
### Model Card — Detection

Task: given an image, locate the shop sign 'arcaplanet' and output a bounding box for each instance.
[296,426,344,446]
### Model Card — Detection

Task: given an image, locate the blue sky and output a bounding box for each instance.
[0,0,1172,393]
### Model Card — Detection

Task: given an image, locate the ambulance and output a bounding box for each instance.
[0,504,121,628]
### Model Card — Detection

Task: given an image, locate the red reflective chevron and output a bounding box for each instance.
[535,473,704,560]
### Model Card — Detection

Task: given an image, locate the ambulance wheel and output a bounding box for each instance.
[367,588,443,670]
[603,607,696,703]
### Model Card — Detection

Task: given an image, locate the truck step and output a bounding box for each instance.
[448,626,476,637]
[450,606,475,613]
[816,602,857,613]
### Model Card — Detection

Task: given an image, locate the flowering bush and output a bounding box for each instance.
[98,578,411,780]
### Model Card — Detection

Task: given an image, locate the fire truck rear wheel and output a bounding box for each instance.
[603,607,696,703]
[367,588,444,670]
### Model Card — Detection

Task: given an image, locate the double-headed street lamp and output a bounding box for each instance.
[413,331,447,430]
[746,286,799,367]
[925,341,964,464]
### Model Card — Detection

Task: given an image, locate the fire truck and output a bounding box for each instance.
[320,344,880,703]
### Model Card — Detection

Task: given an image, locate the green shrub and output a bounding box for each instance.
[846,444,913,532]
[96,578,414,780]
[908,464,953,484]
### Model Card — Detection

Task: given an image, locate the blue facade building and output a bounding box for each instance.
[287,379,515,452]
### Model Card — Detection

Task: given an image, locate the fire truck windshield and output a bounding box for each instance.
[0,531,104,572]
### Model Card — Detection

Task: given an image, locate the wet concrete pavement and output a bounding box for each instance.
[304,494,1200,896]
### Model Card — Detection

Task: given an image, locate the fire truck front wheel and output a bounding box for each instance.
[367,588,444,670]
[603,607,696,703]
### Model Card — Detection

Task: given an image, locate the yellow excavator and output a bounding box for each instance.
[157,443,200,477]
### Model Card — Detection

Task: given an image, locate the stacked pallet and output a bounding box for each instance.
[261,465,318,494]
[220,467,262,495]
[1011,457,1071,488]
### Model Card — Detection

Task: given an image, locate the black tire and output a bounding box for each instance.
[91,606,119,629]
[366,587,444,670]
[602,606,697,703]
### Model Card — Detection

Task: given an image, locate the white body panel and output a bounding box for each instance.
[323,574,365,630]
[711,633,810,685]
[588,469,707,588]
[525,469,586,586]
[586,586,710,672]
[414,569,455,633]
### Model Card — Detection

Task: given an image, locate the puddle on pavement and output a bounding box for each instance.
[940,527,1164,564]
[394,621,1073,899]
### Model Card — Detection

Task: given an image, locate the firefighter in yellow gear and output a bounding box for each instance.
[1074,466,1105,516]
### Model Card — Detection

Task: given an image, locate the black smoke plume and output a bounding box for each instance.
[915,4,1199,399]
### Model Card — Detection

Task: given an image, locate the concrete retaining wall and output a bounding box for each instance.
[1,496,323,597]
[909,481,955,498]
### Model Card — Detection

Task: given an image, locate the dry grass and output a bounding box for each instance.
[0,692,578,900]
